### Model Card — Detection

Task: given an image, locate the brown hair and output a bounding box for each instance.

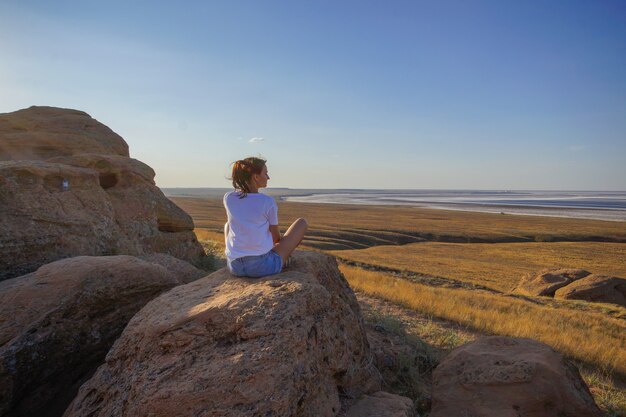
[229,157,266,198]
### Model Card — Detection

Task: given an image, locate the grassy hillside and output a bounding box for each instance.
[331,241,626,292]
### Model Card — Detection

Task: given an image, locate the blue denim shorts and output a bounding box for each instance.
[227,250,283,278]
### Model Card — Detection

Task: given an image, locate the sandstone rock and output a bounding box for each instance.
[555,274,626,307]
[48,153,156,185]
[0,108,204,281]
[513,268,591,297]
[0,161,118,280]
[345,391,415,417]
[64,251,382,417]
[0,256,180,417]
[0,160,203,281]
[430,336,602,417]
[0,106,129,160]
[139,253,206,284]
[140,230,205,263]
[49,152,194,234]
[106,178,194,235]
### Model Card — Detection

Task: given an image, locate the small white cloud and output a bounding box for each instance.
[249,137,265,143]
[569,145,587,152]
[331,153,340,158]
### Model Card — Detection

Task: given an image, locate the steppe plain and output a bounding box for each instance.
[173,196,626,416]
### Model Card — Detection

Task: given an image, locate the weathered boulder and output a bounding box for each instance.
[513,268,591,297]
[105,174,194,237]
[555,274,626,307]
[64,251,382,417]
[48,153,156,185]
[430,336,602,417]
[0,256,181,417]
[0,106,129,160]
[0,107,204,281]
[55,152,196,247]
[139,253,206,284]
[47,153,194,233]
[0,161,118,280]
[345,391,415,417]
[139,231,206,264]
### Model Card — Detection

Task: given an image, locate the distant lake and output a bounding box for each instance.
[162,188,626,222]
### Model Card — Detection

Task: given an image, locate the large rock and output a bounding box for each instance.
[48,153,156,185]
[0,256,181,417]
[554,274,626,307]
[64,251,382,417]
[430,336,602,417]
[0,107,204,281]
[139,253,206,284]
[0,106,129,160]
[47,153,194,233]
[513,268,591,297]
[0,161,118,280]
[49,152,197,247]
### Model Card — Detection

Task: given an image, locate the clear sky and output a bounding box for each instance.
[1,0,625,190]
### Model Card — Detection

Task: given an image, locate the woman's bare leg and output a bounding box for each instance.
[272,218,308,264]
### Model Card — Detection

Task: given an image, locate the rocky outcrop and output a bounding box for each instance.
[64,251,383,417]
[555,274,626,307]
[513,268,590,297]
[430,336,602,417]
[345,391,415,417]
[48,153,156,187]
[47,153,194,233]
[0,256,185,417]
[513,268,626,307]
[0,161,118,279]
[0,106,204,281]
[0,106,129,160]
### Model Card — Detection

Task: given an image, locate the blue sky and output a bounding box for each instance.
[1,0,625,190]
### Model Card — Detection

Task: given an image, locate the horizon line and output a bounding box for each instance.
[159,186,626,193]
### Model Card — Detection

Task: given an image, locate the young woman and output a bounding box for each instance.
[224,157,308,277]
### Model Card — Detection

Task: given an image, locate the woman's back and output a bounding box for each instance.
[223,191,277,261]
[223,156,307,278]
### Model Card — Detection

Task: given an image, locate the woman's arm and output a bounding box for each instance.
[270,225,281,244]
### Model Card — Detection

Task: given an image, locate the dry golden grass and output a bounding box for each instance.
[581,368,626,415]
[194,228,226,250]
[332,241,626,292]
[340,264,626,378]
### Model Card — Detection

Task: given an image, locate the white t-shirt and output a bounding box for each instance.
[223,191,278,261]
